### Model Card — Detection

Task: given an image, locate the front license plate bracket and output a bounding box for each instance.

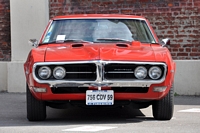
[86,90,114,105]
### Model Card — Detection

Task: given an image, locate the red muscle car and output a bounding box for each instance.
[24,14,176,121]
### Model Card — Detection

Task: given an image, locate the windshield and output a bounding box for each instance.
[42,19,156,44]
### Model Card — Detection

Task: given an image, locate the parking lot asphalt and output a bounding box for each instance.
[0,93,200,133]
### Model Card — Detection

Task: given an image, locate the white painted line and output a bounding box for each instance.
[178,108,200,113]
[62,126,117,132]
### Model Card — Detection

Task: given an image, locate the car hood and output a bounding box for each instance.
[44,42,163,62]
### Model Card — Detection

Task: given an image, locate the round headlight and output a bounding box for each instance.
[134,66,147,79]
[53,66,66,79]
[149,66,162,79]
[38,66,51,79]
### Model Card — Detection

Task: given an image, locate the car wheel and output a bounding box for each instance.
[152,84,174,120]
[26,84,46,121]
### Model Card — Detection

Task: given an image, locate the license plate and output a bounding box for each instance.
[86,90,114,105]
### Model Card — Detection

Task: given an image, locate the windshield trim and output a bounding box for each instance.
[41,18,157,45]
[53,17,146,21]
[41,20,53,44]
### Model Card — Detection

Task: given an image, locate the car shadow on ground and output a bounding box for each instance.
[2,93,193,127]
[0,101,155,127]
[44,105,155,124]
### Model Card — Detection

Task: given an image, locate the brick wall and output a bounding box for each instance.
[49,0,200,60]
[0,0,10,61]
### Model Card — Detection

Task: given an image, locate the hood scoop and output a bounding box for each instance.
[71,43,84,48]
[116,43,129,47]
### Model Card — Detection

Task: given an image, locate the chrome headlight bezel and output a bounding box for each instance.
[148,66,162,79]
[53,66,66,79]
[38,66,51,79]
[134,66,147,79]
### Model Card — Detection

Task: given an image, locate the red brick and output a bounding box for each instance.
[190,53,200,56]
[0,0,10,61]
[192,40,199,43]
[158,8,170,12]
[177,53,188,56]
[171,53,177,57]
[194,44,200,47]
[192,48,198,52]
[189,35,199,38]
[175,35,187,38]
[0,52,3,58]
[170,44,181,48]
[121,9,132,14]
[102,1,113,5]
[145,9,157,12]
[183,44,194,47]
[180,2,187,6]
[179,48,184,52]
[110,10,120,14]
[193,30,199,34]
[140,0,149,2]
[187,3,193,6]
[172,48,179,52]
[171,7,182,12]
[133,8,145,13]
[185,48,191,52]
[178,39,183,43]
[167,31,173,34]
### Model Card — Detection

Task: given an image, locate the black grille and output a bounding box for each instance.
[64,64,96,80]
[104,63,165,80]
[36,63,96,81]
[104,64,135,79]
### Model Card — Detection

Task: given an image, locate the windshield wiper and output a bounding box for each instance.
[42,39,92,44]
[96,38,132,42]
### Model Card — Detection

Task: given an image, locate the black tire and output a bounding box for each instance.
[26,84,46,121]
[152,84,174,120]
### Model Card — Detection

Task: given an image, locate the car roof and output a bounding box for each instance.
[53,14,146,20]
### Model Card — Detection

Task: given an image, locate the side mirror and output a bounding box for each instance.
[161,38,170,47]
[28,39,38,47]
